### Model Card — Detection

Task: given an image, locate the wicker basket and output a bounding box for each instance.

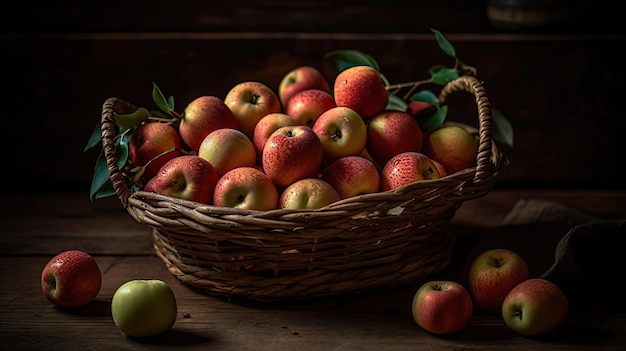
[100,75,508,301]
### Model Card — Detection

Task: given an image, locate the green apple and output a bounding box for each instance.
[366,110,424,168]
[111,279,177,338]
[333,65,388,119]
[213,166,279,210]
[143,155,219,204]
[284,88,336,127]
[224,81,282,138]
[412,280,473,335]
[380,152,446,191]
[502,278,568,336]
[278,65,330,106]
[279,178,341,209]
[198,128,256,177]
[422,123,479,174]
[41,250,102,309]
[319,155,380,199]
[129,121,182,181]
[180,95,239,152]
[312,106,367,162]
[468,248,529,316]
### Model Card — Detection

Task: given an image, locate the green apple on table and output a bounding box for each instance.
[224,81,282,138]
[41,250,102,309]
[179,95,239,152]
[111,279,177,338]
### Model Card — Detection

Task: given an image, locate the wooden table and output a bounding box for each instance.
[1,189,625,350]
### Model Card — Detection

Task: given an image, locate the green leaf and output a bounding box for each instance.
[93,179,117,200]
[491,108,514,148]
[152,82,171,113]
[324,49,380,73]
[431,29,456,58]
[89,139,129,201]
[430,66,459,85]
[386,94,408,112]
[167,95,175,111]
[417,105,447,132]
[114,107,150,129]
[84,121,102,153]
[409,90,439,106]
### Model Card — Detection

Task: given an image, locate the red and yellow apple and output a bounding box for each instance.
[41,250,102,309]
[143,155,219,204]
[380,152,446,191]
[366,110,424,168]
[213,166,279,210]
[319,155,380,199]
[224,81,282,138]
[422,123,479,174]
[198,128,256,177]
[333,65,388,119]
[468,248,530,316]
[412,280,473,335]
[502,278,568,336]
[179,95,239,152]
[284,88,336,127]
[262,125,323,187]
[312,106,367,162]
[278,65,330,106]
[279,178,341,209]
[128,122,182,181]
[252,112,299,164]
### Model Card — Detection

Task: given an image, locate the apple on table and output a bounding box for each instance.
[278,65,330,107]
[41,250,102,309]
[224,81,282,138]
[412,280,473,335]
[179,95,239,152]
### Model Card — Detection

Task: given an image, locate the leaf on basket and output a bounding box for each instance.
[89,134,130,201]
[492,107,514,148]
[84,121,103,153]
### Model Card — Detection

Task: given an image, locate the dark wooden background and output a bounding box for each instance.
[2,0,624,196]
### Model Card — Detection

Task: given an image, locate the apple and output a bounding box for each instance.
[502,278,568,336]
[422,123,479,174]
[213,166,279,210]
[224,81,282,138]
[412,280,473,335]
[380,152,446,191]
[366,110,424,168]
[179,95,239,152]
[128,122,182,181]
[278,65,330,106]
[333,65,388,119]
[262,125,323,187]
[143,155,219,204]
[284,89,336,127]
[279,178,341,209]
[198,128,256,177]
[252,112,299,163]
[111,279,177,338]
[407,101,433,117]
[319,155,380,199]
[41,250,102,309]
[468,248,530,316]
[312,106,367,162]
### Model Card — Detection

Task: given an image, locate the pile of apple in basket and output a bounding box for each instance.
[86,29,513,208]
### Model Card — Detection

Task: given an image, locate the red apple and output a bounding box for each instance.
[278,65,330,106]
[198,128,256,177]
[312,106,367,162]
[319,155,380,199]
[407,101,432,116]
[279,178,341,209]
[412,280,473,335]
[179,96,239,152]
[144,155,219,204]
[262,125,323,187]
[213,166,279,210]
[224,81,282,138]
[252,112,299,163]
[366,110,424,168]
[422,123,479,174]
[41,250,102,309]
[502,278,568,336]
[333,65,388,119]
[468,248,530,316]
[284,89,336,127]
[128,122,182,181]
[380,152,446,191]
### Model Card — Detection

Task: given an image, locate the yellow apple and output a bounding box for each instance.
[422,123,479,174]
[279,178,341,209]
[198,128,256,177]
[213,166,279,210]
[312,106,367,162]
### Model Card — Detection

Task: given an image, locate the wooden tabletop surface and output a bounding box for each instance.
[1,189,625,350]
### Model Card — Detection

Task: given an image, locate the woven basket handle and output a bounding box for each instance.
[100,97,139,208]
[438,75,496,184]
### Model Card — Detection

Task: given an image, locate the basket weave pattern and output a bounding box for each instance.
[100,76,508,301]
